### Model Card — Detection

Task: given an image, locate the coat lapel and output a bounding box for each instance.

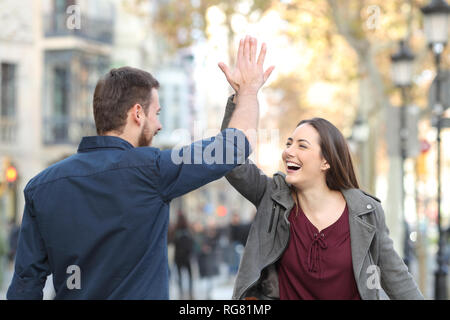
[342,189,377,283]
[270,178,378,294]
[271,172,295,221]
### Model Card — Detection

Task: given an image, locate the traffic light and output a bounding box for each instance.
[1,158,18,192]
[1,158,19,222]
[6,165,17,183]
[416,153,427,180]
[416,140,431,180]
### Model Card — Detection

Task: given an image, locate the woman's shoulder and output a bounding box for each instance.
[360,190,381,203]
[342,188,381,202]
[272,171,288,187]
[342,188,384,217]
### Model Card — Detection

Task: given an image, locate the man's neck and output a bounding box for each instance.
[103,131,137,148]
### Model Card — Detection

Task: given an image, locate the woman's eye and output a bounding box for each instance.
[299,145,307,148]
[286,143,291,147]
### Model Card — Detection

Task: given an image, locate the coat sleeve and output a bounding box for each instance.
[220,95,272,207]
[7,193,50,300]
[376,203,424,300]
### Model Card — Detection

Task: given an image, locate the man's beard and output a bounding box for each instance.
[138,121,152,147]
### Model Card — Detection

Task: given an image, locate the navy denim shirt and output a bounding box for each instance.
[7,128,250,299]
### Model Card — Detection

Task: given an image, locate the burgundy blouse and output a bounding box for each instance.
[277,203,361,300]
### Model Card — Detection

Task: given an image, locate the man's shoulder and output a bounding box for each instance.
[25,155,78,192]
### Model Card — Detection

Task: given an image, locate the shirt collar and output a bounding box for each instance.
[77,136,135,152]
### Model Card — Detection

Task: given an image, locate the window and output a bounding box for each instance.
[0,63,17,143]
[43,50,107,145]
[52,0,76,34]
[54,0,76,14]
[172,85,180,129]
[159,88,167,130]
[1,63,17,118]
[52,66,70,141]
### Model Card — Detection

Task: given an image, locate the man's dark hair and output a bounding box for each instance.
[93,67,160,135]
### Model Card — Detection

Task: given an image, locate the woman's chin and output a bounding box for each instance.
[286,172,305,187]
[285,174,297,185]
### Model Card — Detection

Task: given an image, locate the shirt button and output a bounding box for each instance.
[321,233,325,238]
[367,204,373,210]
[314,233,318,237]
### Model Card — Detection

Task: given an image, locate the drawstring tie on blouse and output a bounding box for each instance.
[307,233,328,273]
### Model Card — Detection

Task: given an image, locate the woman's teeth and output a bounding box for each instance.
[287,162,301,171]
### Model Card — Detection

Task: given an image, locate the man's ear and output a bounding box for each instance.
[131,104,143,125]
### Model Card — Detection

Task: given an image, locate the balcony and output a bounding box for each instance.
[44,13,114,45]
[43,117,96,145]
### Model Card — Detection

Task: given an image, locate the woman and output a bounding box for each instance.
[219,94,424,300]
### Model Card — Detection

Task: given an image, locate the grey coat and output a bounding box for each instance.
[221,96,424,300]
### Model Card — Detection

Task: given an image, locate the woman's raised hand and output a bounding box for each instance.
[219,36,275,96]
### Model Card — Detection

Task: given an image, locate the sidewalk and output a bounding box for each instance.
[169,262,235,300]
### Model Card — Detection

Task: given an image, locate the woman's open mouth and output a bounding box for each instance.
[286,161,302,173]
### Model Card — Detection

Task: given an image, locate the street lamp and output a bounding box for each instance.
[421,0,450,300]
[422,0,450,47]
[351,115,370,144]
[390,39,415,269]
[348,115,369,184]
[391,40,415,87]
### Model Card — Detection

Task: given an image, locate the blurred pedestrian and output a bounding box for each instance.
[228,213,250,276]
[197,220,220,299]
[7,222,20,266]
[0,223,7,290]
[173,212,194,300]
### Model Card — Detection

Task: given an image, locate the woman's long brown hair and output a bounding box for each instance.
[295,117,359,191]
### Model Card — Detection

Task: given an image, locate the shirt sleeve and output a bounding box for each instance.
[7,193,51,300]
[156,128,252,202]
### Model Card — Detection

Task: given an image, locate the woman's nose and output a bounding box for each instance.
[283,146,295,158]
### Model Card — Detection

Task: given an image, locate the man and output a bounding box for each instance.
[7,36,273,299]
